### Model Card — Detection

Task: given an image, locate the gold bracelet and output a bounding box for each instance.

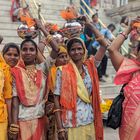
[46,35,53,44]
[10,124,19,128]
[57,128,65,134]
[95,36,104,41]
[48,38,53,44]
[10,127,19,132]
[9,130,18,135]
[53,109,61,113]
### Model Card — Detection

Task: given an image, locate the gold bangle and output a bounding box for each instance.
[9,130,19,135]
[57,128,65,134]
[53,109,61,113]
[46,35,53,44]
[95,36,104,41]
[48,38,53,43]
[10,127,19,132]
[10,124,19,128]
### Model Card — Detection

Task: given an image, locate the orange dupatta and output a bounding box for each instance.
[11,60,43,106]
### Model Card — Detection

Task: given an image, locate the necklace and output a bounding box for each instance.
[25,65,37,83]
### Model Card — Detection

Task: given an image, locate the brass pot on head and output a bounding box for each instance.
[17,16,39,39]
[62,21,83,39]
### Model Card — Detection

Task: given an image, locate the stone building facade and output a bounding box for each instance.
[104,0,140,23]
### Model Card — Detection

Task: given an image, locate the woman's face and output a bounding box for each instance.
[55,52,69,67]
[21,41,37,65]
[92,15,98,23]
[68,42,84,62]
[3,48,19,67]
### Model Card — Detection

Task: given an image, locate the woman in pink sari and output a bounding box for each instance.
[108,17,140,140]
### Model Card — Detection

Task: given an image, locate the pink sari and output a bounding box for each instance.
[114,58,140,140]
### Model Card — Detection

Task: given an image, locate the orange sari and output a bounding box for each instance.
[114,58,140,140]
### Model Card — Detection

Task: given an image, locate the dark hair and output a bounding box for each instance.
[107,24,116,30]
[0,35,3,44]
[67,38,84,52]
[137,41,140,52]
[20,39,38,53]
[2,42,20,56]
[120,16,128,24]
[92,13,98,19]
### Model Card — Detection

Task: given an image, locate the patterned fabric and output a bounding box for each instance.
[12,56,55,121]
[12,63,46,121]
[11,65,43,106]
[54,65,94,128]
[114,58,140,140]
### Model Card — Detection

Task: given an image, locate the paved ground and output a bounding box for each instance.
[104,126,119,140]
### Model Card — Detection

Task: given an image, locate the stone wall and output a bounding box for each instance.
[105,1,140,23]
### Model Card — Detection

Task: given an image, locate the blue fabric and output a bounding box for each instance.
[92,28,113,48]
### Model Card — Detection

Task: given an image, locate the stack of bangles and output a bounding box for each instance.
[57,128,65,134]
[9,124,19,135]
[53,108,61,113]
[45,34,53,44]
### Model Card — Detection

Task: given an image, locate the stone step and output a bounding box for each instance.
[1,36,22,45]
[100,83,121,99]
[0,4,11,10]
[41,9,63,15]
[107,66,116,75]
[0,16,12,23]
[0,22,19,30]
[43,15,64,21]
[0,10,11,16]
[1,36,39,46]
[0,0,11,6]
[40,0,70,5]
[46,20,65,27]
[42,5,68,10]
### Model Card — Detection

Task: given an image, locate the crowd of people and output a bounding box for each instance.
[0,1,140,140]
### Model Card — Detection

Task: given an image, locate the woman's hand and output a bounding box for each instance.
[58,131,67,140]
[34,19,44,30]
[77,15,90,25]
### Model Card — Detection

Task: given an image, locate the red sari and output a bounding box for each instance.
[10,0,20,21]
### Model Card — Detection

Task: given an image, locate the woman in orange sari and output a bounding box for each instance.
[108,17,140,140]
[53,17,109,140]
[9,20,60,140]
[0,38,20,140]
[0,54,12,140]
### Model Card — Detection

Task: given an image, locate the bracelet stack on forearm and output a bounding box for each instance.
[9,124,19,135]
[57,128,65,134]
